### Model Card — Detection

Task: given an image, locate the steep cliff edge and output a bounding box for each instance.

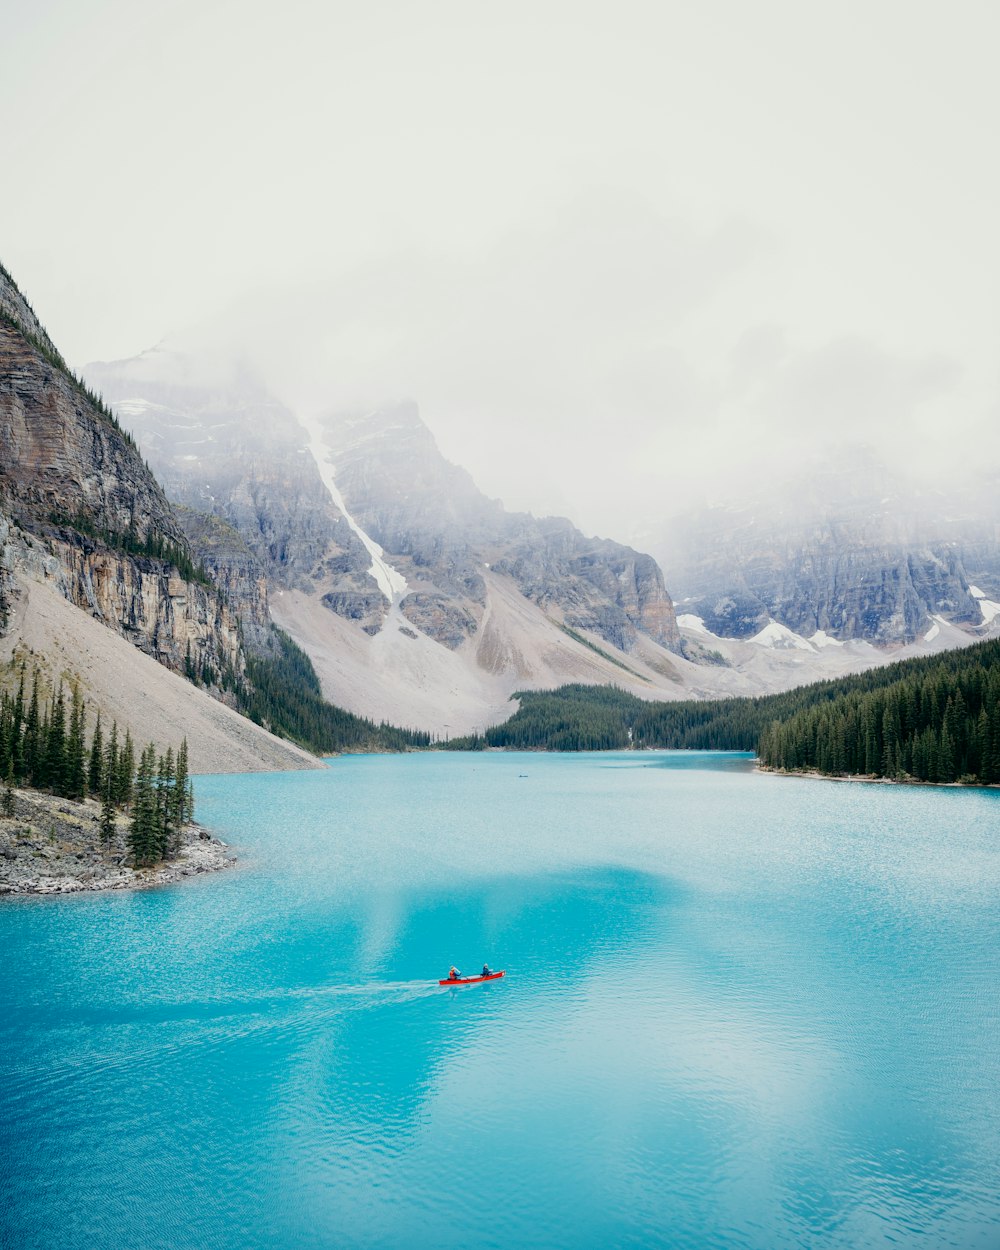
[85,350,381,639]
[82,349,688,733]
[323,402,681,654]
[173,506,274,654]
[0,264,242,683]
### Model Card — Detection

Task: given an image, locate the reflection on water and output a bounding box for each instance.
[2,751,999,1249]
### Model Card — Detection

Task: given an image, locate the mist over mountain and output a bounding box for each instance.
[0,263,316,773]
[116,249,996,550]
[86,346,698,735]
[656,446,1000,644]
[82,338,999,735]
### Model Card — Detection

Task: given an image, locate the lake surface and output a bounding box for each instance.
[2,752,999,1249]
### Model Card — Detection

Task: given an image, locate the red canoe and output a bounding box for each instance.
[438,970,506,986]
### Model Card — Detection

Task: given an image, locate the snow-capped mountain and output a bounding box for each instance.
[85,352,689,733]
[658,448,1000,646]
[83,356,1000,734]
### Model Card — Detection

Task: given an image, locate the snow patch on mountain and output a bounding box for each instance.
[976,597,1000,623]
[966,583,1000,623]
[677,613,711,635]
[302,416,408,606]
[750,621,814,652]
[810,630,844,648]
[114,398,155,417]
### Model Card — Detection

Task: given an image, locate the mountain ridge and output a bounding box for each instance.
[84,351,695,733]
[83,344,1000,735]
[0,262,323,772]
[658,450,1000,645]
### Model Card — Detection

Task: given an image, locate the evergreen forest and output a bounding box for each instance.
[237,629,430,754]
[0,665,194,867]
[448,638,1000,785]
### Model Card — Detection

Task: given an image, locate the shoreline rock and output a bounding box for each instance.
[755,763,999,789]
[0,788,235,896]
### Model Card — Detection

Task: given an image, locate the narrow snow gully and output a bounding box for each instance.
[303,418,408,606]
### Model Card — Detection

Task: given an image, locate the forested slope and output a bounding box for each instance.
[237,629,430,753]
[450,639,1000,783]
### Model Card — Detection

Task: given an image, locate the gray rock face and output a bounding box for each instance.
[399,590,482,648]
[324,403,680,653]
[0,326,183,548]
[0,261,60,355]
[174,507,274,655]
[85,352,362,581]
[82,355,680,656]
[0,513,15,632]
[85,351,385,636]
[660,452,997,644]
[0,268,242,680]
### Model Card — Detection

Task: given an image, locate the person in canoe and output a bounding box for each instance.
[481,964,492,977]
[448,966,462,981]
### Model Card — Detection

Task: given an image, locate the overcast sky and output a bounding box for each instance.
[4,0,999,542]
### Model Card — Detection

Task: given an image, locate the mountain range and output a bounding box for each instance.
[84,348,693,734]
[84,343,998,734]
[0,264,314,772]
[4,257,998,755]
[656,449,1000,646]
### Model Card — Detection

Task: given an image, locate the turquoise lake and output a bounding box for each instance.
[2,751,1000,1249]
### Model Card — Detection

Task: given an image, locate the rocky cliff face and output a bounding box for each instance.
[173,507,274,654]
[0,265,242,681]
[0,262,60,352]
[659,452,994,644]
[324,402,681,653]
[85,351,382,638]
[84,355,680,657]
[0,330,182,548]
[0,513,16,632]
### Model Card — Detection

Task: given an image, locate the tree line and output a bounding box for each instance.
[1,665,193,867]
[446,638,1000,784]
[47,507,211,588]
[238,628,430,754]
[757,645,1000,783]
[1,262,135,448]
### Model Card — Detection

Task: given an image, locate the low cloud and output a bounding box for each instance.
[132,189,992,552]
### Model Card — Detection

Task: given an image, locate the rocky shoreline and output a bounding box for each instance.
[756,764,997,788]
[0,788,235,896]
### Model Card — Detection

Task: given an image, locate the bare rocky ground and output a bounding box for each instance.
[0,787,234,896]
[1,571,320,775]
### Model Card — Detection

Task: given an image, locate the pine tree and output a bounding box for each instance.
[99,766,116,847]
[88,712,104,796]
[987,704,1000,783]
[106,722,120,804]
[174,738,191,827]
[938,725,957,783]
[970,708,988,779]
[10,667,26,780]
[43,686,67,794]
[0,700,12,779]
[863,700,880,774]
[128,744,158,867]
[66,687,86,800]
[156,748,176,858]
[945,690,967,774]
[881,706,901,778]
[23,671,40,786]
[118,731,135,809]
[2,758,14,818]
